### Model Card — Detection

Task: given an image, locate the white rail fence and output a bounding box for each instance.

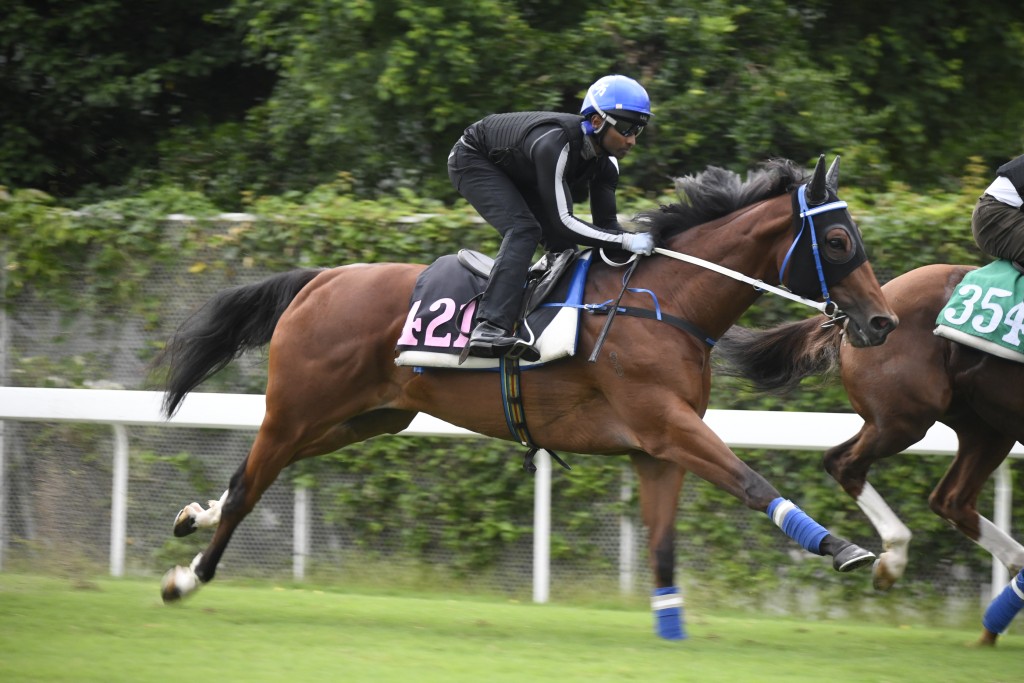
[0,387,1019,602]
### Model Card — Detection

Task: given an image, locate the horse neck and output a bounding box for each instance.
[656,193,795,337]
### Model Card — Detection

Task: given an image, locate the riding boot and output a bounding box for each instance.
[468,229,540,361]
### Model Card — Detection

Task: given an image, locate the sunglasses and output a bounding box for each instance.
[605,114,646,138]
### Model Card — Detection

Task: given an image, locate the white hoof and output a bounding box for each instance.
[161,564,200,603]
[172,491,227,537]
[172,502,203,537]
[871,550,908,591]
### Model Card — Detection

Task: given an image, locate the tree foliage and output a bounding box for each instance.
[3,0,1023,206]
[0,0,273,199]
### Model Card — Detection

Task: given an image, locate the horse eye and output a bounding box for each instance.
[823,226,856,264]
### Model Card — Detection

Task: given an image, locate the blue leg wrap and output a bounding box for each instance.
[766,497,828,555]
[983,569,1024,634]
[652,586,687,640]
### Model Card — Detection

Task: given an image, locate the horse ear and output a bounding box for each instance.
[826,155,840,192]
[808,154,827,204]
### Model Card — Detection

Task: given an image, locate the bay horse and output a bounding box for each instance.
[155,156,898,636]
[713,263,1024,601]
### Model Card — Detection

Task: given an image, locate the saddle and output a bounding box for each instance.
[395,248,592,370]
[934,259,1024,362]
[457,248,580,321]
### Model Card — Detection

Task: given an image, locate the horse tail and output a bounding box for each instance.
[713,317,843,394]
[157,269,322,417]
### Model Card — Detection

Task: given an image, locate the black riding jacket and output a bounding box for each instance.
[461,112,626,250]
[998,154,1024,200]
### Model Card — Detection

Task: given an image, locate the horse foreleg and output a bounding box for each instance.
[823,422,929,589]
[630,452,687,640]
[851,482,911,590]
[636,406,874,573]
[929,427,1024,573]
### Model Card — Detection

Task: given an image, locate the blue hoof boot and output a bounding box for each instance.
[652,587,687,640]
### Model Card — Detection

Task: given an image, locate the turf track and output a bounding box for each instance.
[0,574,1019,682]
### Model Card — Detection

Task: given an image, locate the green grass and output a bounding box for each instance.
[0,573,1019,683]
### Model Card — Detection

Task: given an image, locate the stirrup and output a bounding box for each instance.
[504,339,540,362]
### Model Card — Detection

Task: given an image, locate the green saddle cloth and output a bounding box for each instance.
[934,260,1024,362]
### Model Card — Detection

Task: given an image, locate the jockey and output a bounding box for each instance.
[972,153,1024,266]
[448,74,657,362]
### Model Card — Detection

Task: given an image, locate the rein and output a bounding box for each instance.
[653,183,848,323]
[652,248,839,317]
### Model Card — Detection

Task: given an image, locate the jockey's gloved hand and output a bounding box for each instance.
[620,231,655,255]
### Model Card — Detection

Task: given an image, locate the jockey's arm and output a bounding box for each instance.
[528,127,622,249]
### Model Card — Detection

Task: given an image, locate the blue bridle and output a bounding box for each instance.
[777,184,849,311]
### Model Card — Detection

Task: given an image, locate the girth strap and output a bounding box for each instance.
[499,356,571,473]
[587,305,717,347]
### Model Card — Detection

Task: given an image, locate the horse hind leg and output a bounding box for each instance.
[161,409,416,603]
[928,425,1024,573]
[164,407,412,537]
[287,409,416,464]
[172,490,228,537]
[161,429,292,603]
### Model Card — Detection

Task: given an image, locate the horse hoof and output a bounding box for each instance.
[975,631,999,648]
[161,565,200,603]
[833,542,876,572]
[161,571,183,603]
[871,548,908,590]
[172,503,202,537]
[871,560,897,591]
[871,553,904,591]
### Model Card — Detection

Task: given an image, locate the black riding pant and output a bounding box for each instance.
[973,194,1024,263]
[448,141,543,330]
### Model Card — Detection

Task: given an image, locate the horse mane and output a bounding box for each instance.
[634,158,806,240]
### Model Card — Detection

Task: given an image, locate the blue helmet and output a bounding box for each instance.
[580,75,653,120]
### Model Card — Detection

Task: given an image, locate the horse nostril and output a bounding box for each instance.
[871,316,897,332]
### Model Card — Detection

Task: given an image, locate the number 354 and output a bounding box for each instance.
[943,284,1024,344]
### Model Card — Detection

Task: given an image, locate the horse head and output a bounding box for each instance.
[791,154,896,347]
[634,156,896,348]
